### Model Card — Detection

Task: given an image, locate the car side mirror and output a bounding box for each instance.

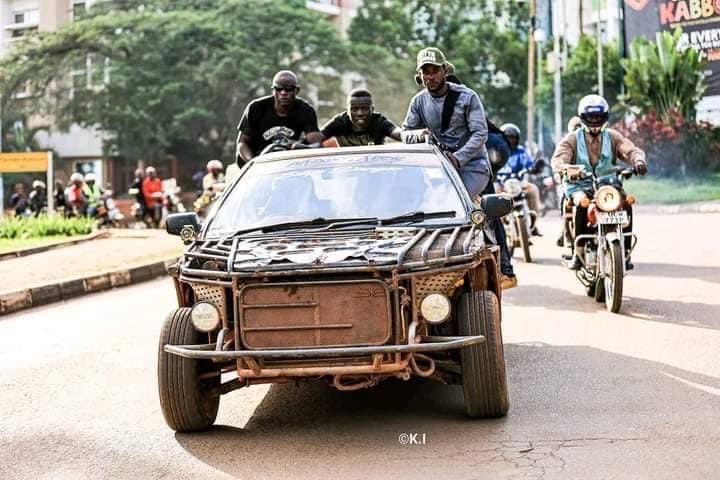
[166,212,201,243]
[480,194,513,218]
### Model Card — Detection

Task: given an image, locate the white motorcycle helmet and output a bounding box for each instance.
[577,94,609,135]
[70,172,84,183]
[84,172,96,183]
[207,159,223,172]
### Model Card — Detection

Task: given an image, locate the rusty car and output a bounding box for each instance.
[158,143,513,432]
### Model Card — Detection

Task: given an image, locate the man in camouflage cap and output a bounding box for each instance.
[401,47,491,198]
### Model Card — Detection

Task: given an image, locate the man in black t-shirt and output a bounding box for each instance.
[306,89,401,147]
[236,70,320,166]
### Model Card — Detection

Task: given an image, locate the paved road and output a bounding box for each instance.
[1,213,719,479]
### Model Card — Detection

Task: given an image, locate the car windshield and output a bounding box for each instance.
[205,152,467,237]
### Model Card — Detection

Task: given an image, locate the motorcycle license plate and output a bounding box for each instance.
[597,211,628,224]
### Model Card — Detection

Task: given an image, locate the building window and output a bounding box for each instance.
[14,13,24,24]
[73,2,87,20]
[71,54,111,95]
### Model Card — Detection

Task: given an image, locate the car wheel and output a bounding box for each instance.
[458,290,509,418]
[158,307,220,432]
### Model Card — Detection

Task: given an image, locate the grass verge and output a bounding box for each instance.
[0,235,86,254]
[625,173,720,205]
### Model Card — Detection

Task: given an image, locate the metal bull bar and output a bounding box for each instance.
[164,334,485,361]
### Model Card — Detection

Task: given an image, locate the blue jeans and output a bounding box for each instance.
[481,173,514,277]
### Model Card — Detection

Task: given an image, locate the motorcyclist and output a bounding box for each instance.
[28,180,47,217]
[202,159,225,192]
[236,70,320,166]
[401,47,491,198]
[306,89,402,146]
[496,123,544,233]
[142,166,163,226]
[82,173,104,218]
[65,173,86,217]
[10,183,29,217]
[551,95,648,270]
[130,168,147,218]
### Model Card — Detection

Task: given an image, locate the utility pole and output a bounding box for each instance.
[597,0,604,97]
[579,0,584,36]
[0,93,4,219]
[554,0,564,143]
[527,0,537,151]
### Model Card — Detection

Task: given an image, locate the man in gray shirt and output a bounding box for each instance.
[401,47,491,198]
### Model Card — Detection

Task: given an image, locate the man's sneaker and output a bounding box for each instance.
[531,227,543,237]
[556,235,564,247]
[625,259,634,271]
[501,274,518,290]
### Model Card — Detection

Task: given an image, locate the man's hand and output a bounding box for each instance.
[447,152,461,170]
[401,129,429,144]
[634,161,648,176]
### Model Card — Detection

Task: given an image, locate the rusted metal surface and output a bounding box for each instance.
[163,334,485,360]
[237,280,392,350]
[236,359,409,378]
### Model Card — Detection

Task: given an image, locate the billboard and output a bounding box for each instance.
[623,0,720,96]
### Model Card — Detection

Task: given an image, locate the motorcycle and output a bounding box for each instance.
[193,182,225,219]
[497,169,536,263]
[529,158,560,213]
[259,126,312,155]
[96,190,125,228]
[561,165,638,313]
[161,178,186,224]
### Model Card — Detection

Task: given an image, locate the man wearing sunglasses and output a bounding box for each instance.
[236,70,319,166]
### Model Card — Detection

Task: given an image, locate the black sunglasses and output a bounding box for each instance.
[273,85,297,93]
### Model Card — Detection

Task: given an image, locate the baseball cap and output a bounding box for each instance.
[416,47,446,71]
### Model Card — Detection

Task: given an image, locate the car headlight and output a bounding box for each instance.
[504,178,522,197]
[595,186,622,211]
[420,293,451,324]
[190,302,221,332]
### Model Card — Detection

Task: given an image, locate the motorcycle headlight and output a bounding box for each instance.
[190,302,221,332]
[595,186,622,211]
[504,178,523,197]
[420,293,451,325]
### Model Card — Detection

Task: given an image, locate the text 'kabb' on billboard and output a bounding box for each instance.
[623,0,720,95]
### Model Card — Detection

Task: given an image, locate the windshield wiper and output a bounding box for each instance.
[379,210,457,225]
[231,217,379,237]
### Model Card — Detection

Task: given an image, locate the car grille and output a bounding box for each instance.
[237,280,392,350]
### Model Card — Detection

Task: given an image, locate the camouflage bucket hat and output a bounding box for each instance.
[416,47,446,71]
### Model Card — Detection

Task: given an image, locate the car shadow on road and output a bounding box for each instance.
[173,344,720,479]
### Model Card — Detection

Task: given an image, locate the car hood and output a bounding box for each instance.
[187,225,486,274]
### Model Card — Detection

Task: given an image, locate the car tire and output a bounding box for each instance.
[158,307,220,432]
[458,290,509,418]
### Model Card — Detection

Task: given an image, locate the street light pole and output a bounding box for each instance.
[554,0,564,143]
[527,0,537,151]
[597,0,604,97]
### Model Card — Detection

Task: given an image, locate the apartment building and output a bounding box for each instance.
[0,0,111,186]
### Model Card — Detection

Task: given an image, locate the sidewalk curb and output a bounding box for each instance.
[636,200,720,215]
[0,257,178,317]
[0,230,112,262]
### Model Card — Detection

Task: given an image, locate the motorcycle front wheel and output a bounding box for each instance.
[603,241,624,313]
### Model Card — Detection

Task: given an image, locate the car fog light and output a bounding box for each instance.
[190,302,220,332]
[420,293,451,324]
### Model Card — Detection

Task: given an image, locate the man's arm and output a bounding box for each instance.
[400,96,430,143]
[301,104,320,141]
[306,115,343,144]
[452,92,487,166]
[550,132,577,172]
[236,131,254,165]
[610,129,647,174]
[378,114,401,141]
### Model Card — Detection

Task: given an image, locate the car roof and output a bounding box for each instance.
[252,143,440,164]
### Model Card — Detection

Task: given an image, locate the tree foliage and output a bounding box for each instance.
[537,35,623,130]
[621,28,706,122]
[0,0,345,175]
[349,0,529,128]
